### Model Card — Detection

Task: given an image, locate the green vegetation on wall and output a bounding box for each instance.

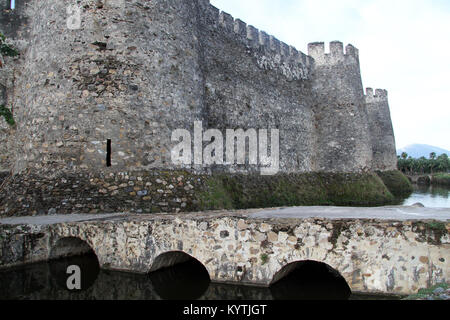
[376,170,413,198]
[0,32,18,127]
[0,32,19,58]
[0,105,15,126]
[198,172,398,210]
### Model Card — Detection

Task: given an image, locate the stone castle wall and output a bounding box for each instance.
[0,0,399,216]
[200,4,316,173]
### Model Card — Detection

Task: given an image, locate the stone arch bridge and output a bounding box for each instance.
[1,206,449,296]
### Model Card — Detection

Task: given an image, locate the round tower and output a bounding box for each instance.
[0,0,207,215]
[365,88,397,171]
[6,0,205,174]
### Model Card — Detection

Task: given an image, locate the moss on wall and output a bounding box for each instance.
[198,172,396,210]
[1,170,405,217]
[376,170,413,199]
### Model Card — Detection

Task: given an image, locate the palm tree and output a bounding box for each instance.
[437,154,449,173]
[429,153,437,175]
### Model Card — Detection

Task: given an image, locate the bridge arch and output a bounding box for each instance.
[50,236,97,260]
[48,237,100,291]
[149,251,201,272]
[270,260,351,300]
[149,251,211,300]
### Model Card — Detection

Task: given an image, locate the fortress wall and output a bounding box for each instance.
[0,0,400,216]
[0,114,11,172]
[308,42,373,172]
[0,62,11,170]
[0,111,11,171]
[3,0,206,175]
[365,88,397,171]
[0,0,30,172]
[199,3,316,173]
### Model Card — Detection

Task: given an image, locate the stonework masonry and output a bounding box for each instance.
[365,88,398,171]
[0,211,449,295]
[0,0,399,215]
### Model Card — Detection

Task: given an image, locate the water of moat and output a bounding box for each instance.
[403,185,450,208]
[0,253,401,300]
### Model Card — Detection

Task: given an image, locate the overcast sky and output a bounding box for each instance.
[211,0,450,151]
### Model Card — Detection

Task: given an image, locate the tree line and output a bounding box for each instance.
[398,152,450,175]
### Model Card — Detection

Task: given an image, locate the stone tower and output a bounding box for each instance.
[308,42,373,172]
[2,0,206,174]
[365,88,397,170]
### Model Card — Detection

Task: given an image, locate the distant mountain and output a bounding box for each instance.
[397,144,450,159]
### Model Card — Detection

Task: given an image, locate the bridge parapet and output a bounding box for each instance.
[0,208,449,295]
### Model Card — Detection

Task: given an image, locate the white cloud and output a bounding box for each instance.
[211,0,450,150]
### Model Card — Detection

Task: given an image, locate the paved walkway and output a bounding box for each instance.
[250,206,450,221]
[0,205,449,225]
[0,213,126,225]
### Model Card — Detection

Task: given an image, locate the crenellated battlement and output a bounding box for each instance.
[205,3,313,80]
[307,41,359,66]
[365,88,389,101]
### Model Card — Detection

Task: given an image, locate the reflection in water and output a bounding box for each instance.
[270,261,351,300]
[0,255,399,300]
[49,252,100,291]
[149,260,210,300]
[403,185,450,208]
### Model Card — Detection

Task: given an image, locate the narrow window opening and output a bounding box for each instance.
[10,0,15,10]
[106,139,112,167]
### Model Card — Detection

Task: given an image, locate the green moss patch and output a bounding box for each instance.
[198,177,234,210]
[376,170,413,199]
[260,254,269,265]
[198,172,396,210]
[0,105,15,126]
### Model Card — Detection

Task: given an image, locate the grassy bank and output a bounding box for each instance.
[376,170,414,199]
[433,173,450,187]
[198,172,397,210]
